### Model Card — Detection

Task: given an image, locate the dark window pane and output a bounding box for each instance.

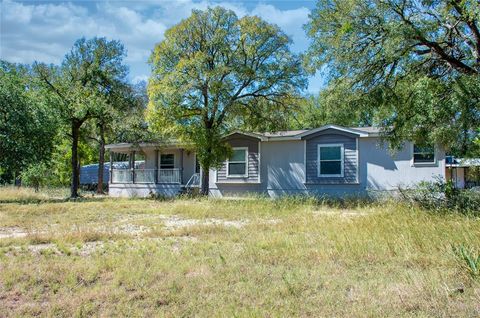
[320,161,341,175]
[195,156,201,173]
[231,149,246,161]
[413,144,434,163]
[320,146,341,160]
[414,153,435,163]
[228,163,246,175]
[161,154,174,169]
[413,145,434,153]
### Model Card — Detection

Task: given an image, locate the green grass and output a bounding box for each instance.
[0,188,479,317]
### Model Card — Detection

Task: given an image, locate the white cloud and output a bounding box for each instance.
[132,74,149,84]
[0,0,315,86]
[250,4,310,52]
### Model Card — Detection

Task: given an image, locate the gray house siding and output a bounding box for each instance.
[182,150,196,185]
[261,140,305,190]
[304,129,358,184]
[216,134,260,183]
[359,138,445,190]
[210,135,446,198]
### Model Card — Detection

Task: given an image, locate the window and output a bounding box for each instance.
[318,144,344,177]
[160,154,174,169]
[413,144,435,164]
[227,148,248,177]
[133,152,145,169]
[195,155,201,174]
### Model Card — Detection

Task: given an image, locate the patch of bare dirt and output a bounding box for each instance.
[0,227,30,239]
[0,290,24,312]
[312,209,368,218]
[185,265,211,278]
[160,215,248,229]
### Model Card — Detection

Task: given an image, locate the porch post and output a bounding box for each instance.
[131,151,136,184]
[109,150,113,183]
[180,149,184,184]
[155,149,159,184]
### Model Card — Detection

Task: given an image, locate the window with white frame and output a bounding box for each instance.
[194,155,201,174]
[317,144,344,177]
[413,144,435,164]
[227,148,248,177]
[160,154,175,169]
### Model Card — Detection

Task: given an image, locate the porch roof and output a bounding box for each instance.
[446,157,480,168]
[105,141,191,152]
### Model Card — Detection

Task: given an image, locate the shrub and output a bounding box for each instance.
[399,178,480,215]
[21,163,50,192]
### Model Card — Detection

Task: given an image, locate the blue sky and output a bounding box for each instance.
[1,0,324,93]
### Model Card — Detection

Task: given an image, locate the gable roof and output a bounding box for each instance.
[223,131,267,141]
[106,125,382,151]
[296,125,371,138]
[228,125,380,141]
[259,130,309,137]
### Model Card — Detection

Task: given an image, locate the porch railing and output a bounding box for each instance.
[111,168,182,184]
[158,169,181,183]
[112,169,132,183]
[135,169,156,183]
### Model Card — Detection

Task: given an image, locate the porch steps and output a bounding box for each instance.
[180,173,201,195]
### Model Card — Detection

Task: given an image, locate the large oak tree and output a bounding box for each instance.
[305,0,480,153]
[36,37,128,198]
[148,7,306,194]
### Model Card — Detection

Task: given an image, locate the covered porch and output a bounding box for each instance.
[106,142,201,197]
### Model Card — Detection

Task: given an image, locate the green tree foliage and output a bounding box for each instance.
[35,37,129,198]
[293,85,377,130]
[111,81,152,144]
[90,72,143,194]
[47,137,98,187]
[305,0,480,153]
[21,162,50,192]
[0,61,58,183]
[147,7,306,194]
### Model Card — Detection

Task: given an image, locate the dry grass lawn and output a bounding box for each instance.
[0,187,479,317]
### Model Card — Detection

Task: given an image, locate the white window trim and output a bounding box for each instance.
[227,147,249,178]
[317,143,344,177]
[411,143,437,167]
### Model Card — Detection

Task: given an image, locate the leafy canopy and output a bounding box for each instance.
[305,0,480,153]
[36,37,128,126]
[306,0,480,84]
[0,61,58,182]
[147,7,306,191]
[35,37,130,197]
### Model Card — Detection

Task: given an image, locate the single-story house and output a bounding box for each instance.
[446,156,480,189]
[105,125,446,198]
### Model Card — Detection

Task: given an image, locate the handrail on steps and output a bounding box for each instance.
[185,173,200,188]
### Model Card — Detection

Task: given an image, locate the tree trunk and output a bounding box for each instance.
[70,122,80,199]
[201,167,209,196]
[97,123,106,194]
[200,133,213,196]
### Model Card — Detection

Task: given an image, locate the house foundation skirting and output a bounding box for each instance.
[109,183,182,197]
